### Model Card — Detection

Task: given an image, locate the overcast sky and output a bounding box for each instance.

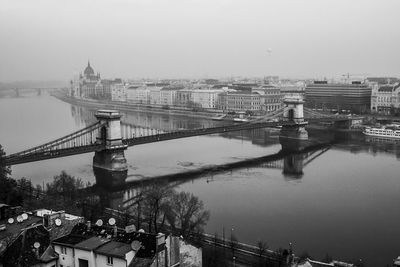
[1,0,399,81]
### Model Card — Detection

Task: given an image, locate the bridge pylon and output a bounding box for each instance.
[280,94,308,142]
[93,110,128,187]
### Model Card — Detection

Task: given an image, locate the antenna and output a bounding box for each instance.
[55,218,62,227]
[33,242,40,249]
[95,219,103,227]
[8,218,14,224]
[108,218,116,226]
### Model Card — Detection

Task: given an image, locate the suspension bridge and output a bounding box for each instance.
[0,96,362,183]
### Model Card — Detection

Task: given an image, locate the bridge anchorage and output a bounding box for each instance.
[93,110,128,187]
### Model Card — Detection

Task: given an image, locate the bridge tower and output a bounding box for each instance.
[93,110,128,187]
[280,92,309,143]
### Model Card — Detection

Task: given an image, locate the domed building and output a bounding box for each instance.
[71,61,102,99]
[70,61,124,101]
[82,61,100,81]
[84,62,94,76]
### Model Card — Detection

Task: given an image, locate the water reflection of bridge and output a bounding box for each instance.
[111,141,333,210]
[259,146,331,178]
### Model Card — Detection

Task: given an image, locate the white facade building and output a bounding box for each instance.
[149,87,163,105]
[111,83,127,102]
[191,89,224,109]
[160,88,178,106]
[127,86,149,104]
[53,236,136,267]
[371,83,400,114]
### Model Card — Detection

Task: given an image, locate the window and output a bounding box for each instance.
[61,247,67,255]
[107,256,113,265]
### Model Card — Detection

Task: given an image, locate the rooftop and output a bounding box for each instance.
[52,234,87,247]
[0,213,42,241]
[94,241,134,259]
[35,209,83,221]
[378,83,400,92]
[74,236,110,251]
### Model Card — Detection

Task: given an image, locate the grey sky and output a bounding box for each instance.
[1,0,399,81]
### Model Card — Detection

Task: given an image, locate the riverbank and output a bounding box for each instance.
[52,92,227,120]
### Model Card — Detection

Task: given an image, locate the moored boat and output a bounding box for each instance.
[211,114,227,121]
[363,125,400,139]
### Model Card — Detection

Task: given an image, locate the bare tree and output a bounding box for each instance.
[142,183,174,233]
[169,191,210,238]
[257,240,268,266]
[230,233,238,258]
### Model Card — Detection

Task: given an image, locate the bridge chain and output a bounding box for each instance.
[5,121,105,161]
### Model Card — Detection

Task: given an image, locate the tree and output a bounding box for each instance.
[0,144,22,205]
[257,240,269,266]
[45,171,84,213]
[0,144,11,180]
[186,101,203,112]
[169,191,210,238]
[142,183,174,233]
[47,171,83,201]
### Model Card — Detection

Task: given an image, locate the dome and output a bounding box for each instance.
[84,61,94,76]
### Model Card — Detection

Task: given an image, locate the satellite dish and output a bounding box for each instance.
[33,242,40,249]
[55,218,62,227]
[95,219,103,227]
[138,229,145,233]
[8,218,14,224]
[17,215,23,223]
[108,218,116,226]
[21,213,28,220]
[131,241,141,251]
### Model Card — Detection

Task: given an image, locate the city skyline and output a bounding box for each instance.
[1,0,400,82]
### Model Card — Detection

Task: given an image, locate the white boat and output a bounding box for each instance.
[211,114,227,121]
[363,125,400,139]
[233,117,250,122]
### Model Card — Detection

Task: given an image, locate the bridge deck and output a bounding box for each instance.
[122,120,297,146]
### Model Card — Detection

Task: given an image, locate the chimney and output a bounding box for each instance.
[113,225,118,237]
[156,233,166,250]
[43,214,50,228]
[87,221,91,231]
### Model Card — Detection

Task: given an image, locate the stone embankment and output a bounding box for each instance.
[52,92,226,120]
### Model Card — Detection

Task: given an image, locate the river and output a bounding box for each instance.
[0,91,399,266]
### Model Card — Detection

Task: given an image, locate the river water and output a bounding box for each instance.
[0,91,399,266]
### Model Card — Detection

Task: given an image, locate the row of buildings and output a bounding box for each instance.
[70,62,400,115]
[69,62,284,114]
[0,204,201,267]
[125,84,283,113]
